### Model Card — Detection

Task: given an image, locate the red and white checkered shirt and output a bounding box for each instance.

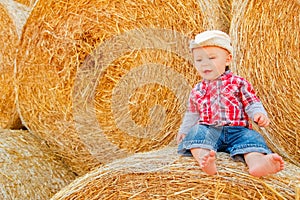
[179,71,267,133]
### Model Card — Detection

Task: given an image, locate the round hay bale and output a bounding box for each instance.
[51,147,299,200]
[16,0,230,175]
[230,0,300,166]
[0,129,76,200]
[0,2,24,129]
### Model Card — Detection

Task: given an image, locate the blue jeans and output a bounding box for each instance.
[178,124,272,162]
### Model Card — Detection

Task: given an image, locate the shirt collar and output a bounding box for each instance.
[220,70,232,80]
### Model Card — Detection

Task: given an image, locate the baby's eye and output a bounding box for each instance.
[209,56,216,59]
[196,59,202,62]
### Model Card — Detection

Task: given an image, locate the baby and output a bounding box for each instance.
[177,30,284,177]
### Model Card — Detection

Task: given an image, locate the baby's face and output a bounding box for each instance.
[192,46,232,81]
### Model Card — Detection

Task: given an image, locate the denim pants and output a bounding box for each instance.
[178,124,272,161]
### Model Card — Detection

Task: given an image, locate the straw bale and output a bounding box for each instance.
[0,2,24,129]
[16,0,230,175]
[230,0,300,166]
[51,147,299,200]
[0,129,76,200]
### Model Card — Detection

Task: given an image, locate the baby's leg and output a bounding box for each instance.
[191,148,217,175]
[244,152,284,177]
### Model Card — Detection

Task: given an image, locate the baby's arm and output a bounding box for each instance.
[177,87,201,144]
[253,112,270,127]
[240,80,270,127]
[245,102,270,127]
[177,112,199,144]
[176,133,186,144]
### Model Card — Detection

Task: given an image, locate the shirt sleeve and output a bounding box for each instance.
[178,111,199,134]
[240,79,268,120]
[245,102,268,120]
[178,91,200,134]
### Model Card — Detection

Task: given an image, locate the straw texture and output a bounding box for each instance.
[230,0,300,166]
[51,147,300,200]
[0,2,23,129]
[1,0,31,37]
[0,129,76,200]
[198,0,232,33]
[13,0,38,8]
[16,0,231,175]
[296,184,300,200]
[217,0,232,33]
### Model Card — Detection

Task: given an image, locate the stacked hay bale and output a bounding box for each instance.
[0,129,76,199]
[0,1,28,129]
[16,0,230,175]
[230,0,300,166]
[4,0,297,199]
[51,147,300,199]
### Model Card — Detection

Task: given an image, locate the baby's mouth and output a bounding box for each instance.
[203,70,212,74]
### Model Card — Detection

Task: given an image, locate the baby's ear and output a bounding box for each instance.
[226,54,233,64]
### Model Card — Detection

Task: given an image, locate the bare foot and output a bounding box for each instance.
[191,148,217,175]
[245,153,284,177]
[200,150,217,175]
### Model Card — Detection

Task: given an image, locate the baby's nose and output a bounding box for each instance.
[201,60,211,67]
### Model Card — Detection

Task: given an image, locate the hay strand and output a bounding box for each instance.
[296,184,300,200]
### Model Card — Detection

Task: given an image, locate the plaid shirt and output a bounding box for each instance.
[180,70,266,132]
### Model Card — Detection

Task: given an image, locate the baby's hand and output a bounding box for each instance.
[254,113,270,127]
[176,133,186,144]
